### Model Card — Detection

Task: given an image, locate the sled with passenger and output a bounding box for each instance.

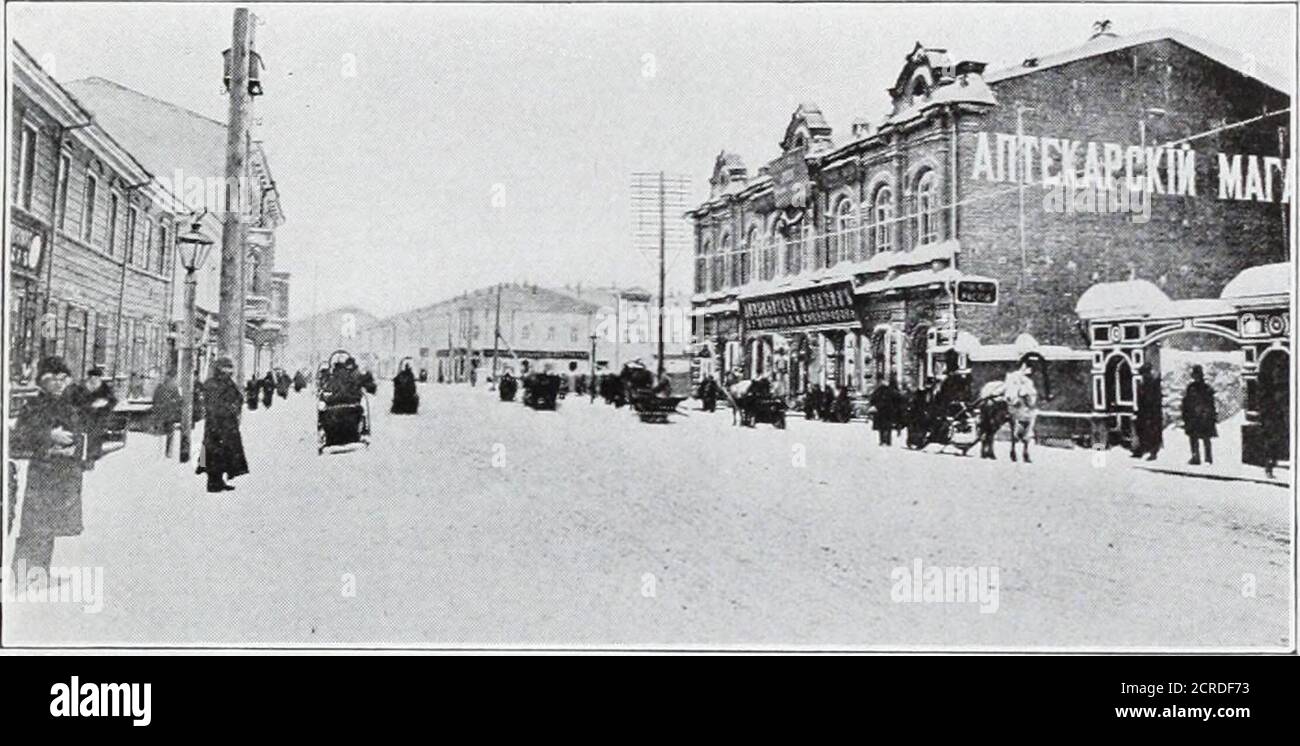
[316,349,375,454]
[621,363,686,423]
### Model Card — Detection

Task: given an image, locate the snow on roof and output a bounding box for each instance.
[62,77,228,184]
[986,27,1290,94]
[1074,279,1172,319]
[1220,262,1291,300]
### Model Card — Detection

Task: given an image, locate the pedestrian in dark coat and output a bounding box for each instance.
[275,370,291,399]
[1181,365,1217,465]
[245,377,260,410]
[69,365,116,460]
[200,357,249,492]
[391,363,420,414]
[10,356,87,577]
[151,371,183,458]
[261,371,276,409]
[1257,372,1288,479]
[293,370,307,392]
[868,376,903,445]
[830,385,854,423]
[697,376,719,413]
[804,385,821,421]
[1131,363,1163,460]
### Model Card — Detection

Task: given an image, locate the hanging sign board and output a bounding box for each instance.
[955,278,999,306]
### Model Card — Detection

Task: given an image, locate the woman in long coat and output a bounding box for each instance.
[200,357,249,492]
[10,356,86,574]
[868,376,903,446]
[391,363,420,414]
[1131,363,1163,460]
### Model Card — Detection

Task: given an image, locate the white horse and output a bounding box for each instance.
[976,359,1044,462]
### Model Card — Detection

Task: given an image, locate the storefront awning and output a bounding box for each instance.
[855,267,991,296]
[691,301,739,317]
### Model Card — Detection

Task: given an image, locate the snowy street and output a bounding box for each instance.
[4,382,1291,649]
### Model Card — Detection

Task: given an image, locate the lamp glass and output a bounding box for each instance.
[177,223,215,272]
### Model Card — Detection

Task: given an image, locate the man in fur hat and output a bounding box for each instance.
[198,356,248,492]
[10,356,87,577]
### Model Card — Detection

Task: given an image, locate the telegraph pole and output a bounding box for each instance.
[219,8,252,380]
[492,284,502,385]
[657,171,666,380]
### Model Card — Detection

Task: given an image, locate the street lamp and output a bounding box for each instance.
[589,333,598,403]
[176,217,215,463]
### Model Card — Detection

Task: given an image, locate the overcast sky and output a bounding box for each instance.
[8,2,1295,318]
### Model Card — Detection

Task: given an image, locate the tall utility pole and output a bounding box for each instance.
[1015,103,1034,289]
[492,284,502,385]
[630,171,691,380]
[219,8,253,380]
[657,171,666,380]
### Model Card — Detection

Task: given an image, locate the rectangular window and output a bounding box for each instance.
[17,123,38,210]
[92,315,108,366]
[56,154,70,229]
[81,174,98,243]
[107,192,120,254]
[157,223,169,274]
[143,217,154,271]
[126,205,139,265]
[64,308,87,380]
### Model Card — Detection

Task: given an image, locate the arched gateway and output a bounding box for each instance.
[1075,263,1290,467]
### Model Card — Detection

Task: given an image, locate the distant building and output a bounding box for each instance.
[281,306,379,373]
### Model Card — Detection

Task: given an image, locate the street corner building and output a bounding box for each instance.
[688,26,1292,457]
[8,40,291,410]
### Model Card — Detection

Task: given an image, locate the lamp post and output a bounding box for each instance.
[176,218,215,463]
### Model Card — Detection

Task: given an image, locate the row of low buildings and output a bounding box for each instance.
[8,41,289,399]
[687,27,1292,451]
[287,284,694,386]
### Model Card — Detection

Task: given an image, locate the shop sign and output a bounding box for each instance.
[969,130,1293,204]
[955,279,998,305]
[740,281,856,332]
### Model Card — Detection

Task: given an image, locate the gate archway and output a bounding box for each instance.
[1075,263,1289,464]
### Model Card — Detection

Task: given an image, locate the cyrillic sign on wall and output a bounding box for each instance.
[740,281,856,332]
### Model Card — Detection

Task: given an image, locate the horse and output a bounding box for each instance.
[976,353,1051,462]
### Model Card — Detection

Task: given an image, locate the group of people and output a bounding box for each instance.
[801,384,856,424]
[1130,363,1230,469]
[8,358,121,576]
[245,369,307,411]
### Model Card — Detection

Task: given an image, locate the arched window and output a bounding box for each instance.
[695,237,710,294]
[871,185,894,255]
[914,171,938,247]
[783,223,803,275]
[720,233,733,288]
[834,198,857,264]
[762,224,778,281]
[710,235,725,292]
[739,227,757,286]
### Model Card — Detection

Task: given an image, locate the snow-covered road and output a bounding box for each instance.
[5,383,1291,649]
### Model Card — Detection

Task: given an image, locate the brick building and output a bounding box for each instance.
[689,27,1291,412]
[9,42,178,396]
